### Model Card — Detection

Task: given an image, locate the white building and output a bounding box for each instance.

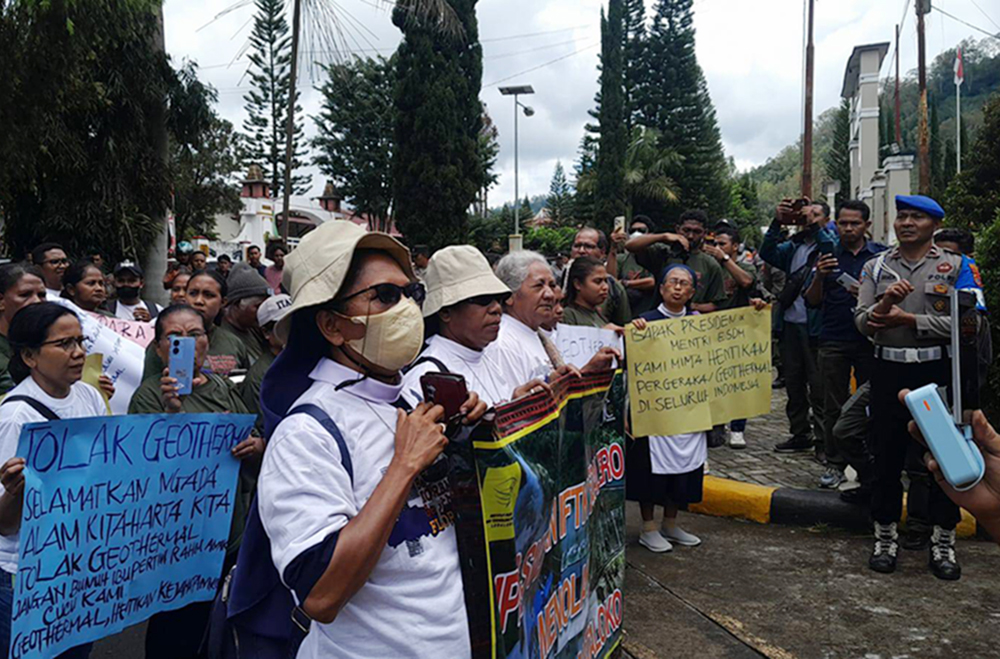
[840,43,914,245]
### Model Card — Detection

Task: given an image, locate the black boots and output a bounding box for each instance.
[929,526,961,581]
[869,522,899,574]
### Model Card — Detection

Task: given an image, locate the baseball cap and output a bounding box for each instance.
[114,261,143,277]
[257,294,293,327]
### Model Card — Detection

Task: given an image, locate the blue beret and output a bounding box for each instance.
[895,195,945,220]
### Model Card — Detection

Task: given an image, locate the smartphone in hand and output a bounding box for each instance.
[905,385,985,491]
[169,337,196,396]
[420,372,469,422]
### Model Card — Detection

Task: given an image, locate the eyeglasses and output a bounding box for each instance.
[664,278,693,289]
[464,293,510,307]
[42,258,70,267]
[41,335,88,352]
[340,281,426,306]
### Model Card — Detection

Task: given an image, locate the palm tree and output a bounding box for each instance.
[579,126,680,222]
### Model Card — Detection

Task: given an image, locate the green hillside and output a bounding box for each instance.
[749,37,1000,215]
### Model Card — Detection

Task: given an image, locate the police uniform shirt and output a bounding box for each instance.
[258,358,470,659]
[855,245,984,348]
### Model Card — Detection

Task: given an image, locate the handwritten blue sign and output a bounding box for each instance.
[9,413,255,659]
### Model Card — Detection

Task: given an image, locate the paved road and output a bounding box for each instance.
[92,508,998,659]
[623,505,1000,659]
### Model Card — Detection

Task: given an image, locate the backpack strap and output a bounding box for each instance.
[227,404,351,655]
[1,396,60,421]
[288,404,352,483]
[144,301,160,320]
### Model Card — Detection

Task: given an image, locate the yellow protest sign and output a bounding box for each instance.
[625,307,772,437]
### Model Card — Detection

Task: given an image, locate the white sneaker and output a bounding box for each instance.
[639,531,673,553]
[729,431,746,449]
[662,526,702,547]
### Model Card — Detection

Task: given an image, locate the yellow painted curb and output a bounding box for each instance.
[690,475,775,524]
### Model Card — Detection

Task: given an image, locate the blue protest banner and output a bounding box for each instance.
[9,413,255,659]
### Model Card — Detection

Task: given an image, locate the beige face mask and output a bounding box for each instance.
[338,297,424,372]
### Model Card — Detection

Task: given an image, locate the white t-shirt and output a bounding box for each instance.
[0,377,107,574]
[402,335,513,407]
[114,300,162,320]
[45,288,62,302]
[258,358,470,659]
[485,315,554,391]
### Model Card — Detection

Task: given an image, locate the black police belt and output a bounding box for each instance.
[874,345,952,364]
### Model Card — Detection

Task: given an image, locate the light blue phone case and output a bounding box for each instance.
[169,337,196,396]
[904,384,985,492]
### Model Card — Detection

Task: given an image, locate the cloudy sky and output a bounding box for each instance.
[164,0,988,207]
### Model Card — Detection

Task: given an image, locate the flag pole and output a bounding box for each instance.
[955,46,963,174]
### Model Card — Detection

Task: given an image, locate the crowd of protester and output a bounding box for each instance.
[0,191,993,657]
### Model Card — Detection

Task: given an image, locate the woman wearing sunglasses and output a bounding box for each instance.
[0,303,107,658]
[402,246,546,408]
[251,222,486,658]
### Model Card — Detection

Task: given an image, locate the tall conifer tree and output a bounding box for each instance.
[622,0,646,131]
[824,98,852,199]
[595,0,627,228]
[392,0,482,249]
[242,0,309,197]
[641,0,729,216]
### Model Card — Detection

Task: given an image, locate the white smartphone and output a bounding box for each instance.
[614,216,626,234]
[836,272,860,291]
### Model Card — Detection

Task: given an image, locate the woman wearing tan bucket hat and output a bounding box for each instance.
[402,245,549,407]
[254,221,487,658]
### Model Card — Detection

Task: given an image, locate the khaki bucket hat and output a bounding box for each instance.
[276,220,414,340]
[422,245,510,318]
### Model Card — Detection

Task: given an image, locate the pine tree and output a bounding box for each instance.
[573,135,599,224]
[824,98,852,200]
[546,161,575,226]
[392,0,483,249]
[622,0,647,131]
[595,0,628,229]
[242,0,309,198]
[520,196,535,224]
[641,0,730,218]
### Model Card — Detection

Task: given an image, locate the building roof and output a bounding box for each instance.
[841,42,890,98]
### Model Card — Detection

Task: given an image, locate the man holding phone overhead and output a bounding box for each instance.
[760,199,837,457]
[804,200,886,491]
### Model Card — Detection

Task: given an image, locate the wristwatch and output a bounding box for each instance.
[722,254,731,262]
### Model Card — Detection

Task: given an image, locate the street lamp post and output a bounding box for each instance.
[499,85,535,252]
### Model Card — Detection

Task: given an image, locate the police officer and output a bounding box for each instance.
[855,195,984,581]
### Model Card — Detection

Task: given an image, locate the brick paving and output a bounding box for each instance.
[708,386,832,490]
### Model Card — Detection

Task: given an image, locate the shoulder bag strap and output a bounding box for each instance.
[1,396,60,421]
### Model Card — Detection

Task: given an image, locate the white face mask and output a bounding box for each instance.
[338,297,424,372]
[630,231,646,240]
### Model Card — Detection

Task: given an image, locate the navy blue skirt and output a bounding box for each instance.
[625,436,704,507]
